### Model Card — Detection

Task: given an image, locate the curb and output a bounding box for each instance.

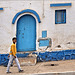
[33,71,75,75]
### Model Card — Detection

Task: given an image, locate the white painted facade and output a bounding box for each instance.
[0,0,75,54]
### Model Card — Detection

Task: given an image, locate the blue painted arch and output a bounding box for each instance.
[12,9,41,24]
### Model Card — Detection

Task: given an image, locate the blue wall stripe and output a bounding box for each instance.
[50,3,72,7]
[12,9,41,24]
[0,8,3,10]
[0,49,75,66]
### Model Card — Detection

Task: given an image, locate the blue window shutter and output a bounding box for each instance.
[64,11,66,23]
[55,11,57,24]
[42,31,47,38]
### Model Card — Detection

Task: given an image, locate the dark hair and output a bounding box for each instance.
[12,37,17,41]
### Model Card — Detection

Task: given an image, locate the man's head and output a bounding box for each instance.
[12,37,17,43]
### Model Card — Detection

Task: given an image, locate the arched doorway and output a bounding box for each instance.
[16,14,36,52]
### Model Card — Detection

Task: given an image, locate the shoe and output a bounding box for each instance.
[19,70,24,73]
[6,71,11,73]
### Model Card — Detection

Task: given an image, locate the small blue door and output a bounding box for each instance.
[17,15,36,52]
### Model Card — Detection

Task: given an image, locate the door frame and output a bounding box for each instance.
[13,13,40,51]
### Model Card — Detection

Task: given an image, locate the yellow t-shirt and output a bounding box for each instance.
[9,43,17,56]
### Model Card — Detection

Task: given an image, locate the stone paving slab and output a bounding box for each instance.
[0,60,75,75]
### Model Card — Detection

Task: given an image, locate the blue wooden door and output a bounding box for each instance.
[17,15,36,52]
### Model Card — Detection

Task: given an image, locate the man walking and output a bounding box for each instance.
[6,37,23,73]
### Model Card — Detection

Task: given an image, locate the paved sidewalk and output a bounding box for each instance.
[0,60,75,75]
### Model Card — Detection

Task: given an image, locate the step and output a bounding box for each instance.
[13,54,37,66]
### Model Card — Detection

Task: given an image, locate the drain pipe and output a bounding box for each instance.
[42,0,45,18]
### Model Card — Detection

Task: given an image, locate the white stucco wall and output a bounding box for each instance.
[0,0,75,53]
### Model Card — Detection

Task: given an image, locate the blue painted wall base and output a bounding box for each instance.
[0,49,75,66]
[33,49,75,62]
